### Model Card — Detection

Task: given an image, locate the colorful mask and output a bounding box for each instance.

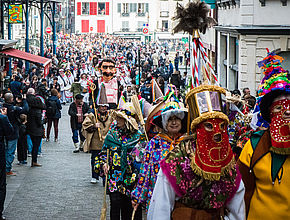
[191,118,234,180]
[269,99,290,154]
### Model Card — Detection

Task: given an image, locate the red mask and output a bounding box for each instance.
[269,99,290,154]
[193,118,234,179]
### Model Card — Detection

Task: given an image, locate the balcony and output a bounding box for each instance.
[121,12,129,17]
[137,12,145,17]
[122,28,130,32]
[160,11,169,17]
[137,28,143,32]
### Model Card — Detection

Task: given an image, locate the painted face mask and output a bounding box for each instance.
[269,99,290,154]
[192,118,234,180]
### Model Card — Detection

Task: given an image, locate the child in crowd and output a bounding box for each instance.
[17,114,28,165]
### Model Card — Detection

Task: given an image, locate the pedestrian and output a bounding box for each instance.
[26,88,46,167]
[0,107,14,220]
[170,70,182,89]
[46,89,62,142]
[238,51,290,219]
[70,77,82,99]
[82,87,113,184]
[174,53,179,71]
[148,85,245,219]
[3,93,27,176]
[17,114,28,165]
[101,104,142,220]
[131,102,187,212]
[68,94,89,153]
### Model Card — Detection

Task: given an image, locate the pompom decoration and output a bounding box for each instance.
[257,49,290,102]
[172,1,216,35]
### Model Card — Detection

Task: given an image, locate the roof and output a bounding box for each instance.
[0,40,18,50]
[0,48,51,67]
[215,25,290,35]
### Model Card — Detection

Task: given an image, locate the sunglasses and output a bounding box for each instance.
[103,73,113,77]
[102,65,115,70]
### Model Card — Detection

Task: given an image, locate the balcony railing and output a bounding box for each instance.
[121,12,129,17]
[137,28,143,32]
[121,28,130,32]
[160,11,169,17]
[137,12,145,17]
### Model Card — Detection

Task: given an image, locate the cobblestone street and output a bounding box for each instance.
[3,105,105,220]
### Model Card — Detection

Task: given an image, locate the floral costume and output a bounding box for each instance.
[131,133,184,211]
[99,122,141,196]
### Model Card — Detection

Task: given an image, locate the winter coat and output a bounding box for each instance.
[26,94,46,137]
[82,110,113,152]
[68,102,89,130]
[3,102,27,141]
[46,95,62,119]
[170,74,182,89]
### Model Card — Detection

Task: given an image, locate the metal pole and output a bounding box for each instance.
[25,0,30,74]
[138,47,141,85]
[52,2,56,55]
[8,20,11,76]
[40,0,44,56]
[0,0,4,39]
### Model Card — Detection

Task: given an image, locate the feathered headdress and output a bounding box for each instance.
[172,1,216,35]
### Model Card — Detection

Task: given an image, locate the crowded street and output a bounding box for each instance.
[1,0,290,220]
[4,105,106,219]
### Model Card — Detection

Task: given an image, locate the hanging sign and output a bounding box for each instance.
[9,4,23,23]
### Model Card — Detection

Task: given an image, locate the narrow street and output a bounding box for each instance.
[4,105,105,220]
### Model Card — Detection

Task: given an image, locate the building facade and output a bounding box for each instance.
[75,0,112,34]
[215,0,290,93]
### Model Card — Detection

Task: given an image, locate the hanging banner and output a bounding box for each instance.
[9,4,23,23]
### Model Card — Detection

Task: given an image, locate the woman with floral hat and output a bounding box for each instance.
[131,102,187,212]
[100,103,142,220]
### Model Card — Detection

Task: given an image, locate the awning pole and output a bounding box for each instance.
[40,0,44,56]
[25,0,30,74]
[52,2,56,55]
[8,16,11,76]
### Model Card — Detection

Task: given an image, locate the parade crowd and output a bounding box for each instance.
[0,33,289,220]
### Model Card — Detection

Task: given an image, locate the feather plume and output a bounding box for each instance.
[172,1,217,35]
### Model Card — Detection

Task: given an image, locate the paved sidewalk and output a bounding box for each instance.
[4,105,106,220]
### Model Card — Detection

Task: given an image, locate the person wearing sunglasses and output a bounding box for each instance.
[98,59,119,110]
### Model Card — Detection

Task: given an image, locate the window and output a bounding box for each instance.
[160,1,169,17]
[98,2,105,15]
[137,21,145,32]
[130,3,137,12]
[137,3,145,13]
[122,3,129,13]
[90,2,97,15]
[82,2,89,15]
[81,20,89,32]
[122,21,129,31]
[97,20,105,33]
[162,20,168,31]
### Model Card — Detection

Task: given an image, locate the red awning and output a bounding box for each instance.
[0,48,51,67]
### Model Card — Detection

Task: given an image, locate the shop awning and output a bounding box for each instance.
[0,48,51,67]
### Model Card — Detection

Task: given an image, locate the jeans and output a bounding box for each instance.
[27,135,42,154]
[72,123,85,144]
[47,118,59,139]
[109,192,142,220]
[30,135,42,164]
[5,139,18,172]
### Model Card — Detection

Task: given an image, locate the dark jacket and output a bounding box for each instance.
[46,95,62,119]
[68,102,89,130]
[170,74,182,89]
[3,102,27,141]
[37,83,49,100]
[9,81,23,97]
[26,94,46,137]
[0,114,14,165]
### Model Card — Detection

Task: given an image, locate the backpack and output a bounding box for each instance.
[46,99,58,117]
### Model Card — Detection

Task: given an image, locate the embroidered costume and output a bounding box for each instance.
[238,50,290,219]
[148,85,245,220]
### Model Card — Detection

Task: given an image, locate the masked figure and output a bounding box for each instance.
[238,51,290,219]
[148,85,245,220]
